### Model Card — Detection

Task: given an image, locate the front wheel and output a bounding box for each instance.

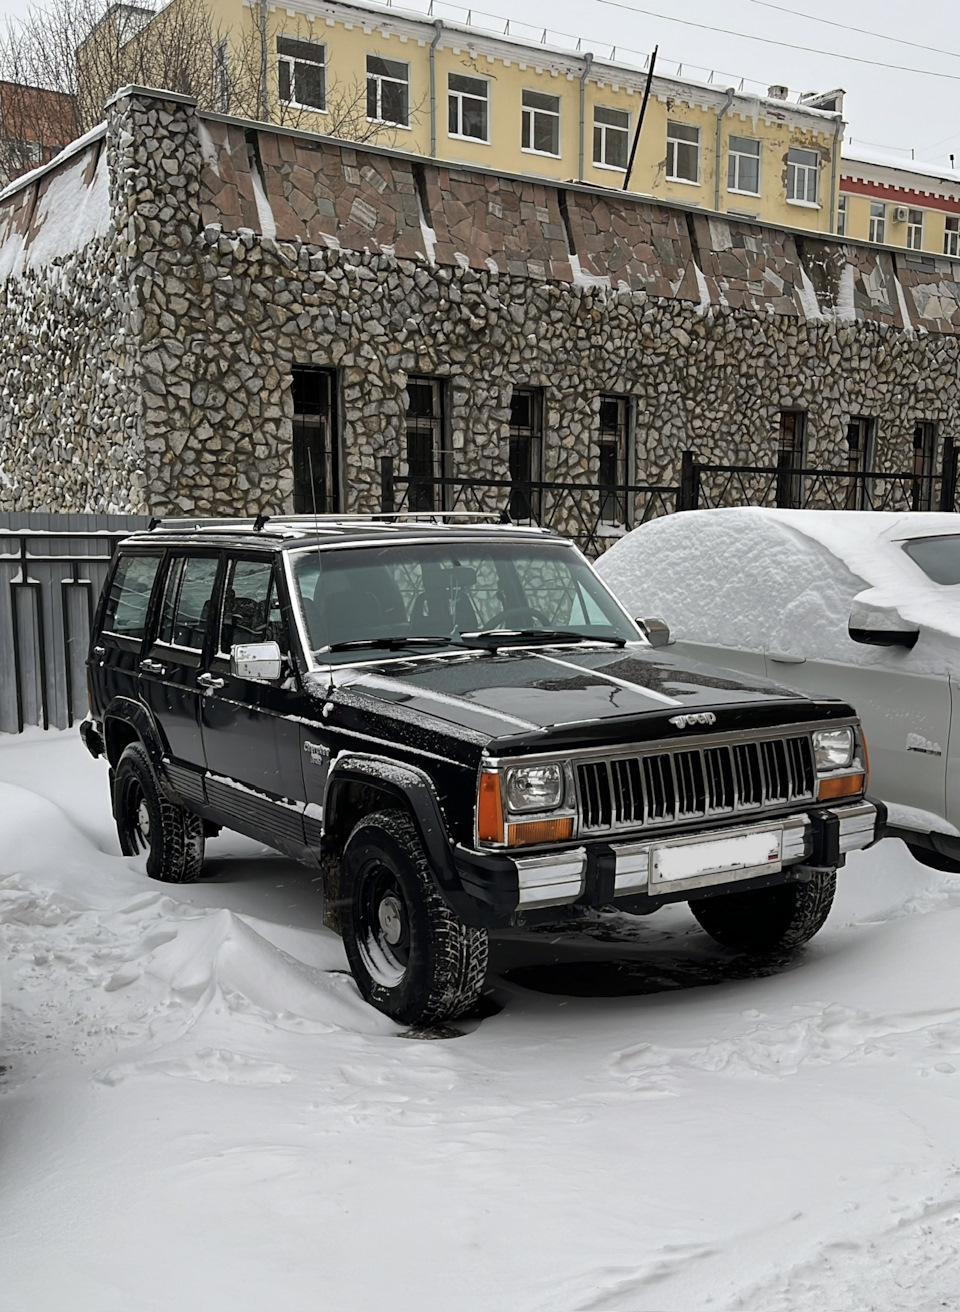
[114,742,205,883]
[340,809,489,1026]
[689,872,836,953]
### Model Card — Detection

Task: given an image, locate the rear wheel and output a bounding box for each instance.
[689,872,836,953]
[114,742,205,884]
[340,809,488,1025]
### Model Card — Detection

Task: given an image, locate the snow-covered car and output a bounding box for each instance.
[597,508,960,871]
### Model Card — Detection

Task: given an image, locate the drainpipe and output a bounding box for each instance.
[259,0,269,120]
[578,52,594,181]
[829,112,843,232]
[713,86,735,213]
[429,19,443,157]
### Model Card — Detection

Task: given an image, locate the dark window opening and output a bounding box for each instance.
[598,395,630,525]
[509,388,543,522]
[777,411,806,508]
[405,376,448,512]
[913,422,937,510]
[845,416,876,510]
[292,368,339,514]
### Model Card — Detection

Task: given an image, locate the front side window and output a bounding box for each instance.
[727,135,760,195]
[291,541,637,663]
[448,73,488,141]
[277,36,326,111]
[869,201,886,244]
[521,89,560,156]
[786,147,819,204]
[219,558,288,655]
[902,534,960,585]
[367,55,409,126]
[907,209,924,250]
[593,106,629,170]
[945,215,960,258]
[666,121,699,183]
[103,554,162,639]
[157,555,220,651]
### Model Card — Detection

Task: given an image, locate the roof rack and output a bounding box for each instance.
[143,510,522,535]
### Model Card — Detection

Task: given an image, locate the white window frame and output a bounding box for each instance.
[836,194,847,236]
[521,88,561,158]
[727,134,761,196]
[366,54,410,128]
[448,72,489,143]
[869,201,886,244]
[666,120,700,184]
[906,209,924,251]
[786,147,819,206]
[945,215,960,258]
[593,105,630,172]
[277,36,327,113]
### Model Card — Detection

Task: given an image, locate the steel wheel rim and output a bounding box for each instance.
[356,861,411,988]
[127,782,151,855]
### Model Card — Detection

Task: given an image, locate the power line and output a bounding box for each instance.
[742,0,960,64]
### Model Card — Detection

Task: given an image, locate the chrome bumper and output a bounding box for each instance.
[513,800,878,910]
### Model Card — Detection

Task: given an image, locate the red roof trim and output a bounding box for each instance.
[840,174,960,215]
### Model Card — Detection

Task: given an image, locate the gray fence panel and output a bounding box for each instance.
[0,513,151,734]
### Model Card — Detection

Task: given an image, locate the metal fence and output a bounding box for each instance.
[0,513,149,734]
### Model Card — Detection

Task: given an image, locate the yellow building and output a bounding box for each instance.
[839,152,960,259]
[114,0,845,233]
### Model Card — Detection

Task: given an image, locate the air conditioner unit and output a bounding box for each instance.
[894,206,910,222]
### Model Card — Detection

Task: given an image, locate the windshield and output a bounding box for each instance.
[902,535,960,585]
[290,540,640,663]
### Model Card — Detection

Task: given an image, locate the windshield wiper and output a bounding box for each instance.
[320,635,465,654]
[461,629,627,649]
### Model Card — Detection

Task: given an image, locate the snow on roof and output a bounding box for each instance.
[596,507,960,673]
[842,148,960,190]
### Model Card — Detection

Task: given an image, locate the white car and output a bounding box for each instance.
[596,508,960,871]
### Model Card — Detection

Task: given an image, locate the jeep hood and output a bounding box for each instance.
[328,643,846,748]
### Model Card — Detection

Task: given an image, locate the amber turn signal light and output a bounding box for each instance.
[818,773,865,801]
[507,817,575,847]
[477,771,505,843]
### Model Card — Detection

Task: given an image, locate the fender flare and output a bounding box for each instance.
[102,697,180,805]
[324,754,515,929]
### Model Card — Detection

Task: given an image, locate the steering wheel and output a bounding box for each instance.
[487,606,550,629]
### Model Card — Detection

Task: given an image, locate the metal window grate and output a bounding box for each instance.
[576,733,815,833]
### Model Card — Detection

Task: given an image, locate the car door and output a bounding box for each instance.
[138,550,222,776]
[90,549,165,713]
[199,552,309,852]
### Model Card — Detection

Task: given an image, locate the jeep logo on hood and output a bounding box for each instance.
[669,712,717,728]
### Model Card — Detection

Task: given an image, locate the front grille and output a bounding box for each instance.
[576,733,815,833]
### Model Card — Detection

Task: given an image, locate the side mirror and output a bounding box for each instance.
[848,601,919,650]
[231,640,284,681]
[636,616,673,648]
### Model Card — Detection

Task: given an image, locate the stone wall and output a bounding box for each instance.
[1,86,960,517]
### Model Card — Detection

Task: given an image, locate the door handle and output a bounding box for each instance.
[140,659,166,675]
[197,673,225,690]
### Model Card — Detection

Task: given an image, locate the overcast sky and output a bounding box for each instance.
[0,0,956,170]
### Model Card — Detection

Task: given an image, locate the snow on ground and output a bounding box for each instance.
[2,728,960,1310]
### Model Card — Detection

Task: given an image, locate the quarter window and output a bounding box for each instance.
[869,201,886,244]
[158,556,220,651]
[521,89,560,156]
[448,73,488,141]
[666,121,699,183]
[593,106,629,170]
[366,55,409,126]
[906,208,924,250]
[945,215,960,257]
[102,554,162,639]
[786,147,819,204]
[727,135,760,195]
[277,36,326,111]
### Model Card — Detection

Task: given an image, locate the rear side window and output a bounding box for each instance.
[219,558,288,654]
[102,554,162,639]
[157,555,220,650]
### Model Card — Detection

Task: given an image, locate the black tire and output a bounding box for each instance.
[114,742,205,884]
[906,842,960,874]
[340,809,489,1026]
[689,872,836,954]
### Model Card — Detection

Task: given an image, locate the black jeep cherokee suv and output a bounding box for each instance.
[81,514,880,1025]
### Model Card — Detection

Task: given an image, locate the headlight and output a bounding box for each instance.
[503,763,564,812]
[813,727,855,771]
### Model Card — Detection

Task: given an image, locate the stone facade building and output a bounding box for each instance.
[0,86,959,525]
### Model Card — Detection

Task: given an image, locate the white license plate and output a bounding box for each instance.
[652,830,782,884]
